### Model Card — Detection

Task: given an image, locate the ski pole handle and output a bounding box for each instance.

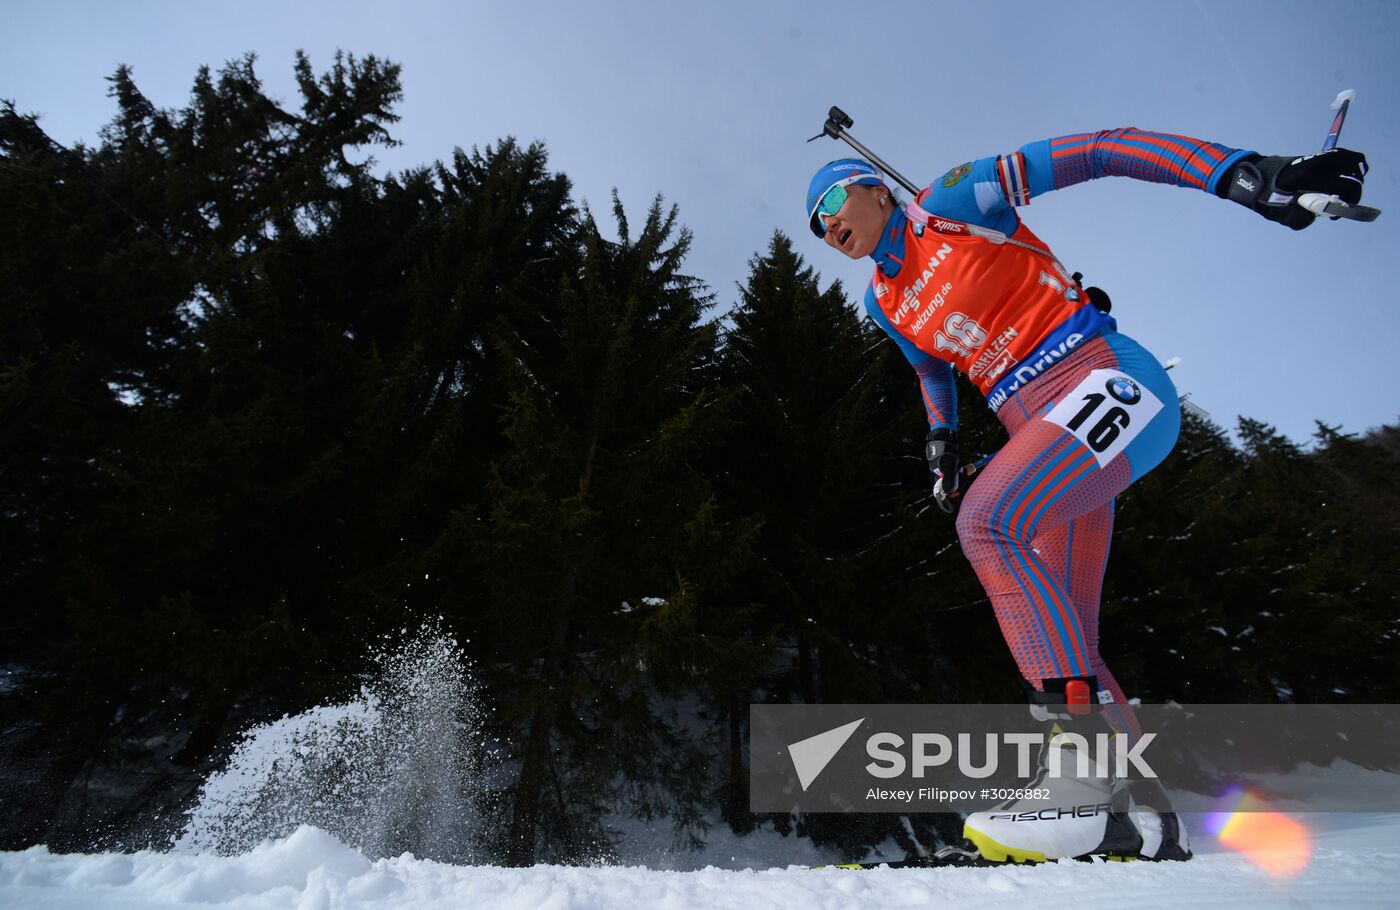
[1296,193,1381,221]
[1292,89,1382,222]
[1297,193,1340,215]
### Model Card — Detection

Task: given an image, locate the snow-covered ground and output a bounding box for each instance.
[7,633,1397,908]
[2,813,1398,909]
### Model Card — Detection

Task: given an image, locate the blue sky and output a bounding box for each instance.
[5,0,1398,443]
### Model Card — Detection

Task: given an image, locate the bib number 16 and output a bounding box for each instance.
[1044,370,1164,467]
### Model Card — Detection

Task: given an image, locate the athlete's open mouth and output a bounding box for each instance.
[839,229,852,248]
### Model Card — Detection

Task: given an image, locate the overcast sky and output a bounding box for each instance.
[6,0,1398,443]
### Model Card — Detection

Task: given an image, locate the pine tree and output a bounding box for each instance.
[0,51,421,847]
[1108,413,1400,704]
[475,193,740,864]
[716,232,1008,709]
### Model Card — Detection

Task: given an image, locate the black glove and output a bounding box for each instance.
[1220,148,1368,230]
[925,428,961,514]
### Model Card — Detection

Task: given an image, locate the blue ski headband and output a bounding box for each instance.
[806,159,885,237]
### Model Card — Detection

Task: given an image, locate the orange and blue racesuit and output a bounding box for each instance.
[862,128,1253,714]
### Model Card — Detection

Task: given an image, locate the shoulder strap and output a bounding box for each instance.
[901,202,1065,271]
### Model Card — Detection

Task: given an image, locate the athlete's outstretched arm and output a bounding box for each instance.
[919,128,1255,231]
[1026,128,1253,198]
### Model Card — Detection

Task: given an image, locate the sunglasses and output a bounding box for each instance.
[813,184,850,235]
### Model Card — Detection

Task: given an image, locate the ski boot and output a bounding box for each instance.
[962,677,1190,863]
[1125,774,1193,861]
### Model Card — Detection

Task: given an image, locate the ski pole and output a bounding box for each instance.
[1296,90,1381,222]
[1322,89,1354,151]
[807,107,920,196]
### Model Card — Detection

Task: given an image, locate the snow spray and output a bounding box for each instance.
[172,623,493,862]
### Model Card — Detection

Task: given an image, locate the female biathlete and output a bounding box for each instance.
[805,129,1368,862]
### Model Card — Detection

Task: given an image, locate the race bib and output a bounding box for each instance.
[1044,370,1164,467]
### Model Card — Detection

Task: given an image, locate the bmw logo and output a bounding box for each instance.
[1106,376,1142,405]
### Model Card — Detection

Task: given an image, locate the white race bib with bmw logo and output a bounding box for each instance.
[1044,370,1164,467]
